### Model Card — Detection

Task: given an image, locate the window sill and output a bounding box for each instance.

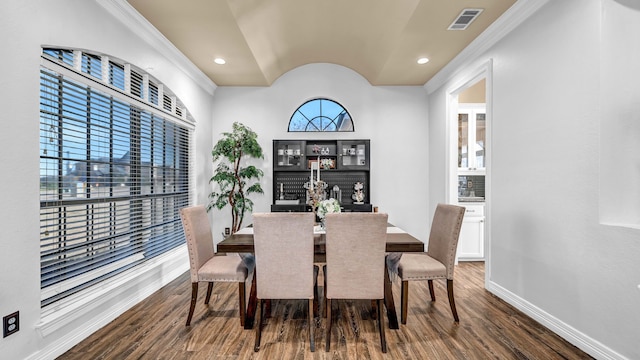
[36,245,188,338]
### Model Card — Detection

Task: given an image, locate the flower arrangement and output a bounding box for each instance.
[316,198,341,220]
[320,158,335,169]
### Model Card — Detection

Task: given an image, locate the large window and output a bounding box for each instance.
[39,49,192,307]
[288,98,354,132]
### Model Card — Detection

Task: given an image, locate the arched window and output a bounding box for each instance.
[39,48,193,307]
[288,98,354,132]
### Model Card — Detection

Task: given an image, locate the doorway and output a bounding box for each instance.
[446,60,492,285]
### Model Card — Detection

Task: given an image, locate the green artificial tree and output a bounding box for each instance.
[208,122,264,233]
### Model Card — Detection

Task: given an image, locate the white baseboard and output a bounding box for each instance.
[486,280,628,360]
[28,246,189,360]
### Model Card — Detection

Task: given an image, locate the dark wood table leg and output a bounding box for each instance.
[384,264,399,329]
[265,300,272,318]
[244,268,258,329]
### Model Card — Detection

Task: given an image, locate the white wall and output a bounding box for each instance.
[210,63,430,244]
[428,0,640,358]
[0,1,214,359]
[599,0,640,227]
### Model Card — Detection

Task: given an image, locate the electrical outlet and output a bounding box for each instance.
[3,311,19,338]
[224,227,230,235]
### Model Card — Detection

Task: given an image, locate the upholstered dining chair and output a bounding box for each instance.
[324,212,389,353]
[252,212,318,352]
[179,205,249,327]
[397,203,465,324]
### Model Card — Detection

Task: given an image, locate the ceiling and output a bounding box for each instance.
[126,0,516,86]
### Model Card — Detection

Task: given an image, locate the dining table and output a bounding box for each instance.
[216,223,424,330]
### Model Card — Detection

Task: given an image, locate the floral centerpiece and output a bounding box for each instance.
[316,198,341,227]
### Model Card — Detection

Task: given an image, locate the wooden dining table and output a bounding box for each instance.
[216,224,424,330]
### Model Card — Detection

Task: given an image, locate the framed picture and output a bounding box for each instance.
[308,158,335,169]
[321,158,336,169]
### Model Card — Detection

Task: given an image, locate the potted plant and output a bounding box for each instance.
[208,122,264,233]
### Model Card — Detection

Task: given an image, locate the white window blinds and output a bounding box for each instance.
[39,49,192,307]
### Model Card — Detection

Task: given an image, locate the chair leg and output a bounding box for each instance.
[308,299,315,352]
[186,283,198,326]
[371,300,378,320]
[428,279,435,301]
[323,266,327,318]
[204,282,214,304]
[238,282,246,327]
[244,268,258,330]
[401,280,408,325]
[447,279,459,322]
[313,292,319,318]
[377,299,387,353]
[325,299,332,352]
[313,266,319,318]
[254,299,263,352]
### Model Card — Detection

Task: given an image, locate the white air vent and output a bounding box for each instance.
[448,8,484,30]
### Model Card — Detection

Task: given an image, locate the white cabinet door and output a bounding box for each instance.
[456,216,484,261]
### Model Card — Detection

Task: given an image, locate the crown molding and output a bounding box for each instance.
[424,0,551,94]
[96,0,217,96]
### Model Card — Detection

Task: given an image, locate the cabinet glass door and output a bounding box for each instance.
[337,140,369,170]
[273,141,305,170]
[457,105,485,171]
[458,113,469,168]
[475,113,485,168]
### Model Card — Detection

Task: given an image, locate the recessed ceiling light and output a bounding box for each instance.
[214,58,226,65]
[417,57,429,65]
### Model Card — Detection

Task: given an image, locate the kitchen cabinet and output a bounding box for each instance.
[455,104,486,261]
[456,204,485,262]
[457,104,485,201]
[458,104,486,173]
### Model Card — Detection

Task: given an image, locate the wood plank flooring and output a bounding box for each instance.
[59,262,593,359]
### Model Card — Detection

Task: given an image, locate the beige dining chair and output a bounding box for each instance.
[324,212,389,353]
[252,212,318,352]
[179,205,249,327]
[397,203,465,324]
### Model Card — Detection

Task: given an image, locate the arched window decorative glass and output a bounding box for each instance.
[288,98,354,132]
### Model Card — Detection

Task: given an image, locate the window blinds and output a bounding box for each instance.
[39,53,191,307]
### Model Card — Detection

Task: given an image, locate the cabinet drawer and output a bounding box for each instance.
[461,204,484,217]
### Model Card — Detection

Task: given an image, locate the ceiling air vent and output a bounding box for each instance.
[448,8,484,30]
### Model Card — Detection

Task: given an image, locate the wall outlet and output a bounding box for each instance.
[3,311,19,337]
[224,227,230,235]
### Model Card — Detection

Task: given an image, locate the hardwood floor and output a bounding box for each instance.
[59,262,592,359]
